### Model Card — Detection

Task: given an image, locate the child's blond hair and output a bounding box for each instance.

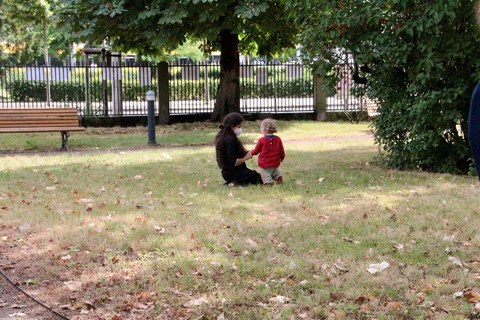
[261,118,278,134]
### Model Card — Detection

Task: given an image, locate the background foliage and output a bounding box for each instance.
[292,0,480,173]
[0,0,47,64]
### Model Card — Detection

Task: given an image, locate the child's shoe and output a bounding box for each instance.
[277,176,283,184]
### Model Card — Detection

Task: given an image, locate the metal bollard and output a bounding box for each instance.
[146,90,156,145]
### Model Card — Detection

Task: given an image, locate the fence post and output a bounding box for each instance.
[157,62,170,124]
[147,90,156,145]
[204,61,210,106]
[313,74,327,121]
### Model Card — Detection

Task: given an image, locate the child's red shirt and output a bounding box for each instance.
[251,134,285,168]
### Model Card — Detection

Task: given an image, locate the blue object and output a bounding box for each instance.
[468,81,480,180]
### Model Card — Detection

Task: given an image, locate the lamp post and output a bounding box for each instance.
[147,91,156,145]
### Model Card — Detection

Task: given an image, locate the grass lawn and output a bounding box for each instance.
[1,120,480,319]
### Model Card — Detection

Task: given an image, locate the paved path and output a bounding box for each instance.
[0,133,374,158]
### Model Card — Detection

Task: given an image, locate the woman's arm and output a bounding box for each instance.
[224,136,251,168]
[235,150,252,166]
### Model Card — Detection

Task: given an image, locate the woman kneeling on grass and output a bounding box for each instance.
[215,112,262,186]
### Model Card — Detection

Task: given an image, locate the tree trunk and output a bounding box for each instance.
[210,29,240,122]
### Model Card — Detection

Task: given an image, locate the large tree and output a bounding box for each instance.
[291,0,480,174]
[56,0,297,121]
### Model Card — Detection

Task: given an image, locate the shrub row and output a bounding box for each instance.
[8,78,313,102]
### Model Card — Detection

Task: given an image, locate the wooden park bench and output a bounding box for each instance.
[0,108,85,151]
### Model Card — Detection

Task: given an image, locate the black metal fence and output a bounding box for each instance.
[0,62,365,117]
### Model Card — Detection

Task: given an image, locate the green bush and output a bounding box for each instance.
[8,77,312,102]
[10,81,84,102]
[294,0,480,174]
[241,78,312,98]
[123,83,156,101]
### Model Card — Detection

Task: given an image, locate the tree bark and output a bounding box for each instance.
[210,29,240,122]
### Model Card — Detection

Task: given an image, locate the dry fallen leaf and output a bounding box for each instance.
[8,312,27,317]
[246,238,258,248]
[184,297,208,307]
[393,244,404,252]
[367,261,390,274]
[269,295,289,304]
[464,290,480,303]
[154,226,166,234]
[385,301,403,310]
[63,281,82,292]
[299,280,309,286]
[333,262,349,273]
[448,256,463,268]
[61,254,72,261]
[134,216,147,224]
[45,172,60,184]
[317,214,330,225]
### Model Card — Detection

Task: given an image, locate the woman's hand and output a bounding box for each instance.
[235,151,252,166]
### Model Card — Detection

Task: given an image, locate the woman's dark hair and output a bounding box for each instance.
[215,112,247,168]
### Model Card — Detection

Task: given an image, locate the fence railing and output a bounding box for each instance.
[0,63,365,117]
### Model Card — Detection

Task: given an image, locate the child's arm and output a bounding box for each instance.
[250,137,263,156]
[278,137,285,161]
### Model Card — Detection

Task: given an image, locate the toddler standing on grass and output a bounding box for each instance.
[250,118,285,185]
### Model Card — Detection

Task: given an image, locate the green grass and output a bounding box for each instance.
[1,121,479,319]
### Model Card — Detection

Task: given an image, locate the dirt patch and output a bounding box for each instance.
[0,225,66,319]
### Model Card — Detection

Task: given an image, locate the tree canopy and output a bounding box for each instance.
[0,0,49,64]
[58,0,294,56]
[0,0,73,65]
[292,0,480,174]
[56,0,297,120]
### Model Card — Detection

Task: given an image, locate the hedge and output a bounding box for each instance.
[8,78,313,102]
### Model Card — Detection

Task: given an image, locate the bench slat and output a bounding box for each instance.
[0,127,85,133]
[0,114,78,116]
[0,125,81,129]
[0,119,80,124]
[0,108,78,113]
[0,108,84,133]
